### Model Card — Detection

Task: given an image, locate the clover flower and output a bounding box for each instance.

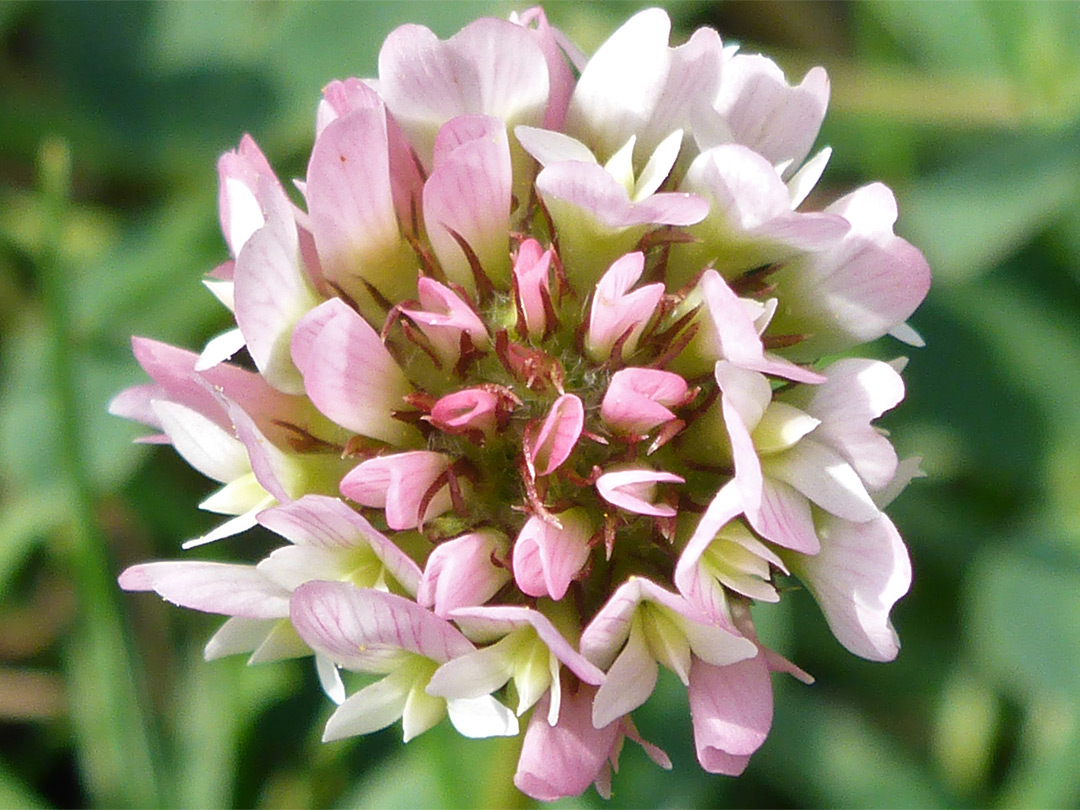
[114,6,930,801]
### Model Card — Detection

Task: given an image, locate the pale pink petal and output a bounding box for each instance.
[512,7,576,130]
[596,468,684,517]
[514,685,621,802]
[378,19,549,169]
[306,101,416,310]
[789,512,911,661]
[233,174,320,395]
[217,134,278,257]
[290,581,474,672]
[339,451,452,531]
[714,361,769,512]
[714,54,830,173]
[688,653,772,775]
[764,437,880,523]
[586,252,665,361]
[401,277,490,362]
[417,530,511,617]
[119,561,289,620]
[671,145,848,282]
[427,388,499,440]
[591,619,659,728]
[423,115,513,292]
[698,270,824,383]
[449,605,605,686]
[291,299,419,448]
[675,481,746,619]
[749,476,820,554]
[601,367,688,435]
[512,511,592,601]
[527,394,584,476]
[798,358,904,489]
[256,494,422,596]
[108,383,161,430]
[150,400,248,484]
[129,337,337,447]
[769,183,932,359]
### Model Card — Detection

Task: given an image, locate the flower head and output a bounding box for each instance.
[115,5,928,802]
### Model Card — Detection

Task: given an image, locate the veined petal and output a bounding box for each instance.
[528,394,584,476]
[688,654,772,775]
[291,299,419,448]
[118,561,289,620]
[378,18,549,169]
[512,510,592,601]
[787,512,911,661]
[339,451,452,531]
[233,175,320,395]
[601,367,688,435]
[749,476,820,554]
[423,115,513,292]
[290,581,474,673]
[764,437,880,523]
[417,530,511,617]
[307,101,415,313]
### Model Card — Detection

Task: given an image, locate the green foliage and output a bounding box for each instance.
[2,1,1079,807]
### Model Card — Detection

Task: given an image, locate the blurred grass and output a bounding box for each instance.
[2,1,1080,807]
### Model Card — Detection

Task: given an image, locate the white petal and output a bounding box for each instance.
[634,128,683,201]
[765,438,879,522]
[591,617,658,728]
[152,400,249,484]
[322,674,409,742]
[316,653,346,705]
[194,328,246,372]
[787,146,831,209]
[447,695,520,738]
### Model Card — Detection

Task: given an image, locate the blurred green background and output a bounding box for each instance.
[3,1,1080,807]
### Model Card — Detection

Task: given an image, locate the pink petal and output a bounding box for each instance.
[511,238,554,339]
[423,115,513,292]
[427,388,499,440]
[512,510,592,601]
[290,299,418,448]
[400,277,490,362]
[671,144,848,281]
[513,8,579,131]
[513,684,621,802]
[749,476,820,554]
[527,394,584,476]
[789,512,911,661]
[378,18,549,169]
[601,367,688,435]
[306,101,416,310]
[595,468,684,518]
[417,530,512,617]
[108,382,161,429]
[119,561,289,619]
[256,494,422,596]
[339,451,452,531]
[290,581,474,671]
[688,653,773,775]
